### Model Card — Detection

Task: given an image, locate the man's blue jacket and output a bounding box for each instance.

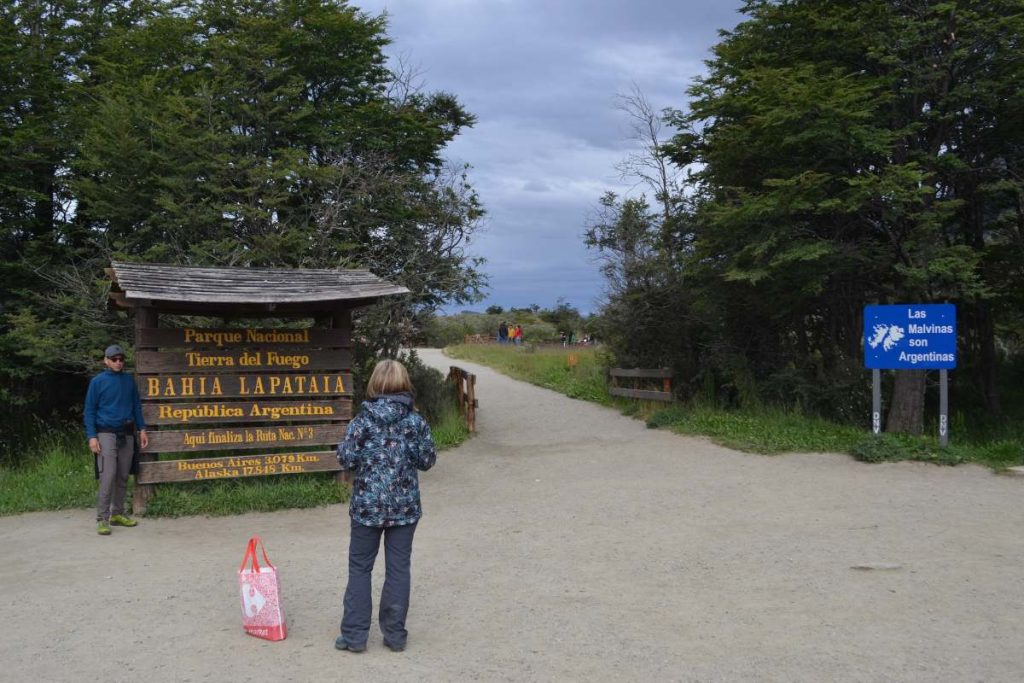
[84,369,146,439]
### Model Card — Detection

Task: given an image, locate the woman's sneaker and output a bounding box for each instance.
[334,636,366,653]
[383,639,406,652]
[109,514,138,527]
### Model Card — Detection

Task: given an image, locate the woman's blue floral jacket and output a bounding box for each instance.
[337,393,437,527]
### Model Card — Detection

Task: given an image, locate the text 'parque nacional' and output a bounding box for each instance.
[182,328,311,347]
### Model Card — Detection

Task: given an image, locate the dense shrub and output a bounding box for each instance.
[399,350,456,425]
[849,434,964,466]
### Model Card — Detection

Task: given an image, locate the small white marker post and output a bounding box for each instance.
[939,369,949,448]
[872,369,881,436]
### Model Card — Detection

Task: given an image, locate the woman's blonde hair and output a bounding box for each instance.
[366,359,413,398]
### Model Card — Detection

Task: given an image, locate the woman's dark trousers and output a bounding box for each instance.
[341,520,417,648]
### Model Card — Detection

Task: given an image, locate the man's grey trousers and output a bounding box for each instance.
[96,432,134,521]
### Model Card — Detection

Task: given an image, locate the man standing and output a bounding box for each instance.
[84,344,149,535]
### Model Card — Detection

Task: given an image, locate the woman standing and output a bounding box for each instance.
[335,360,437,653]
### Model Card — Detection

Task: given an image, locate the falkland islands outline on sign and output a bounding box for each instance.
[867,324,905,352]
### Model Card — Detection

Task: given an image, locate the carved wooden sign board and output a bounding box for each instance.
[107,261,410,514]
[135,327,352,485]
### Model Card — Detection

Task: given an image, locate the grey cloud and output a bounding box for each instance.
[359,0,747,313]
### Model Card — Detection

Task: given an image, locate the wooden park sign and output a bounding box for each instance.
[106,262,409,513]
[135,326,352,488]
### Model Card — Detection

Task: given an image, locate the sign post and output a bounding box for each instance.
[872,370,881,436]
[863,304,957,446]
[939,369,949,448]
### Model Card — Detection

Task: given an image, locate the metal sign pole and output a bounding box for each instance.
[872,369,881,436]
[939,369,949,448]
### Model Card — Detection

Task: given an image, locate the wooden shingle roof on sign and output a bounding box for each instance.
[107,262,409,313]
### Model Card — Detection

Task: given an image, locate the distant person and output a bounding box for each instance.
[560,331,567,348]
[335,359,437,654]
[498,321,508,344]
[513,324,523,345]
[84,344,148,536]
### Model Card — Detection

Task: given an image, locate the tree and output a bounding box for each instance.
[0,1,157,414]
[1,0,485,424]
[614,84,682,230]
[660,0,1024,432]
[584,192,699,384]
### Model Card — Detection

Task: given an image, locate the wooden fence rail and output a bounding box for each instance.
[608,367,674,402]
[447,365,478,432]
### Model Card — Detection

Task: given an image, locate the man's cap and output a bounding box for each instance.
[104,344,125,358]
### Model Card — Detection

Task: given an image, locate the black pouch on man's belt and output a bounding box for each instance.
[116,421,135,448]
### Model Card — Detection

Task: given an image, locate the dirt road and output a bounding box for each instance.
[2,348,1023,682]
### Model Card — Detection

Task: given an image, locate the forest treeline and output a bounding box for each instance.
[586,0,1024,434]
[4,0,1023,446]
[0,0,485,440]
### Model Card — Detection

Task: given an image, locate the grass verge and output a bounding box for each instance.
[0,409,470,517]
[447,343,613,404]
[446,344,1024,470]
[0,430,97,515]
[644,404,865,454]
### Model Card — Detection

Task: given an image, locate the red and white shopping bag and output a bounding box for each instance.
[238,535,287,641]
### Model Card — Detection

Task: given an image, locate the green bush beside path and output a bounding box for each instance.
[446,344,1024,470]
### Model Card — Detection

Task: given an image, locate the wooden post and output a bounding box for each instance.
[447,366,475,432]
[450,366,463,411]
[332,307,353,486]
[466,372,476,433]
[132,306,158,515]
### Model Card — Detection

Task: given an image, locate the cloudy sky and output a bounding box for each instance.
[357,0,747,314]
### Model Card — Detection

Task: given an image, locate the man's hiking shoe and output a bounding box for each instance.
[97,520,111,535]
[109,514,138,527]
[334,636,366,652]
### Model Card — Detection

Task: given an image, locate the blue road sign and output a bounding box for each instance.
[864,304,957,369]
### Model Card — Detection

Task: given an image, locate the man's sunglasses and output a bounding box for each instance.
[109,356,126,362]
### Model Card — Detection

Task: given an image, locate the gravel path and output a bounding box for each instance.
[2,348,1023,682]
